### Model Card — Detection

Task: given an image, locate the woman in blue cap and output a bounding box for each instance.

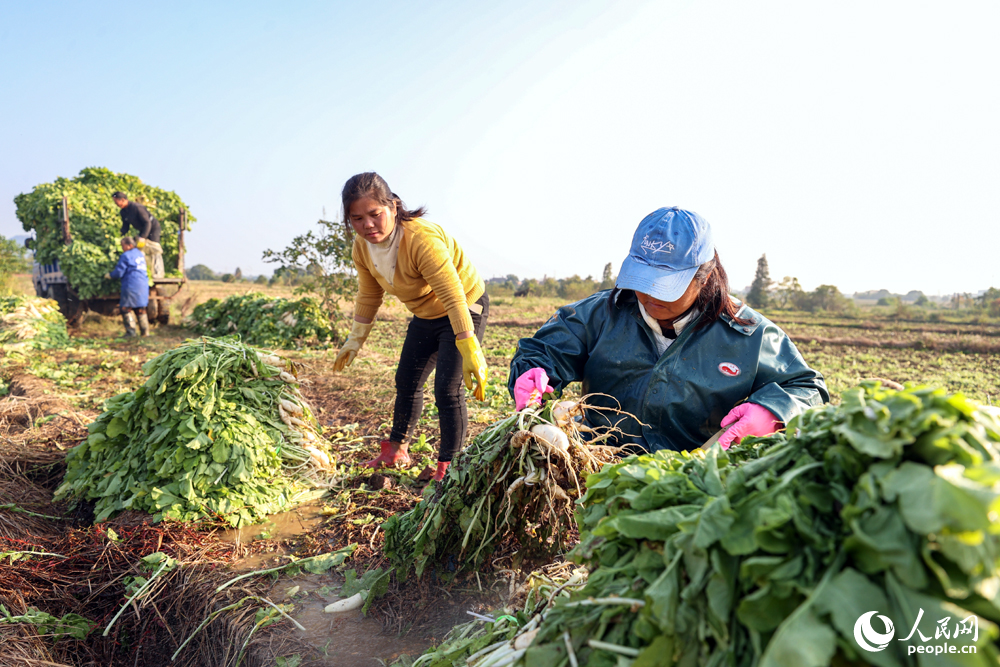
[509,207,828,451]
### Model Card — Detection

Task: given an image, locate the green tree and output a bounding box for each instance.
[0,235,30,292]
[599,262,616,290]
[234,267,243,281]
[773,276,802,309]
[798,284,851,312]
[558,274,599,301]
[746,254,772,309]
[186,264,216,280]
[261,218,357,326]
[976,287,1000,309]
[254,274,268,285]
[220,273,234,283]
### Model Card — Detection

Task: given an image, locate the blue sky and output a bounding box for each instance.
[1,0,997,295]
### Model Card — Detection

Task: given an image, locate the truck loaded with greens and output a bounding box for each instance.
[15,167,194,324]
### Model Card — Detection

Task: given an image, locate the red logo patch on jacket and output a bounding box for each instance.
[718,362,741,377]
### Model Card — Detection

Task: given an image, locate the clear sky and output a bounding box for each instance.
[1,0,997,295]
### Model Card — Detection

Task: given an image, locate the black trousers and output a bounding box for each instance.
[390,294,489,462]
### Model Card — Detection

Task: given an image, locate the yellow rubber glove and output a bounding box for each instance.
[332,320,374,372]
[136,238,146,249]
[455,336,488,401]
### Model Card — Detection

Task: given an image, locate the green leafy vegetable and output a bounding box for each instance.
[54,336,334,527]
[464,382,1000,667]
[190,292,337,348]
[0,604,95,641]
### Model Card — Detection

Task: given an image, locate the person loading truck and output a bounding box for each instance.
[104,236,150,337]
[112,191,164,278]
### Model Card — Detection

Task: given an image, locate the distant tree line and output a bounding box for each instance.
[486,263,617,300]
[186,264,272,286]
[745,254,1000,316]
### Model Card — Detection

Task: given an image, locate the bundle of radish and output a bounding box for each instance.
[0,296,69,350]
[382,399,621,579]
[55,336,335,526]
[466,383,1000,667]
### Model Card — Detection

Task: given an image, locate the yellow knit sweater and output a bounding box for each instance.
[352,218,485,335]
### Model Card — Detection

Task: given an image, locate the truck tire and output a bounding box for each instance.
[48,284,84,327]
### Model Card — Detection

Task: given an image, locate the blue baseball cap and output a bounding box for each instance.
[616,207,715,302]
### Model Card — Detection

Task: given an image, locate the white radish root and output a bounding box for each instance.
[324,593,364,613]
[530,424,569,452]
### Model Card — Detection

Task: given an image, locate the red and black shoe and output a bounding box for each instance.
[363,440,411,469]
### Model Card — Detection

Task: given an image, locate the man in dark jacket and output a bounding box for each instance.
[112,192,164,278]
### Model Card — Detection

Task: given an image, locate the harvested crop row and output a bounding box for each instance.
[471,382,1000,666]
[55,336,335,527]
[190,292,337,349]
[0,296,69,350]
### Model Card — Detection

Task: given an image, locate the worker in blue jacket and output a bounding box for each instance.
[509,207,829,452]
[104,236,150,337]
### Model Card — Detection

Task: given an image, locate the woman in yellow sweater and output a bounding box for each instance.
[332,172,489,481]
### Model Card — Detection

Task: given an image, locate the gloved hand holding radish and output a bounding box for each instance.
[507,207,829,453]
[338,172,490,483]
[514,367,555,410]
[717,402,782,449]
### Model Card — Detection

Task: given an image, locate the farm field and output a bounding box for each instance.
[0,286,998,665]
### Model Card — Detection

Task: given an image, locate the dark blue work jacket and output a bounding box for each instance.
[508,290,829,452]
[109,248,150,309]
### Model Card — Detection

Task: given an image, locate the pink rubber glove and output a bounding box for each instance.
[514,368,555,410]
[717,403,782,449]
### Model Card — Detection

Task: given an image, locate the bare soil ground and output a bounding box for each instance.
[0,284,997,664]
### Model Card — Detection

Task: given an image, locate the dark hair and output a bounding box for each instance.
[609,252,753,330]
[690,252,752,329]
[341,172,426,232]
[112,191,127,200]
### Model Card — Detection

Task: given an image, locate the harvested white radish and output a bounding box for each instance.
[257,353,282,366]
[551,401,578,427]
[324,592,364,613]
[305,445,331,469]
[514,628,539,649]
[530,424,569,452]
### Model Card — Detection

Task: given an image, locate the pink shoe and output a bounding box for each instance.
[363,440,411,469]
[431,461,450,482]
